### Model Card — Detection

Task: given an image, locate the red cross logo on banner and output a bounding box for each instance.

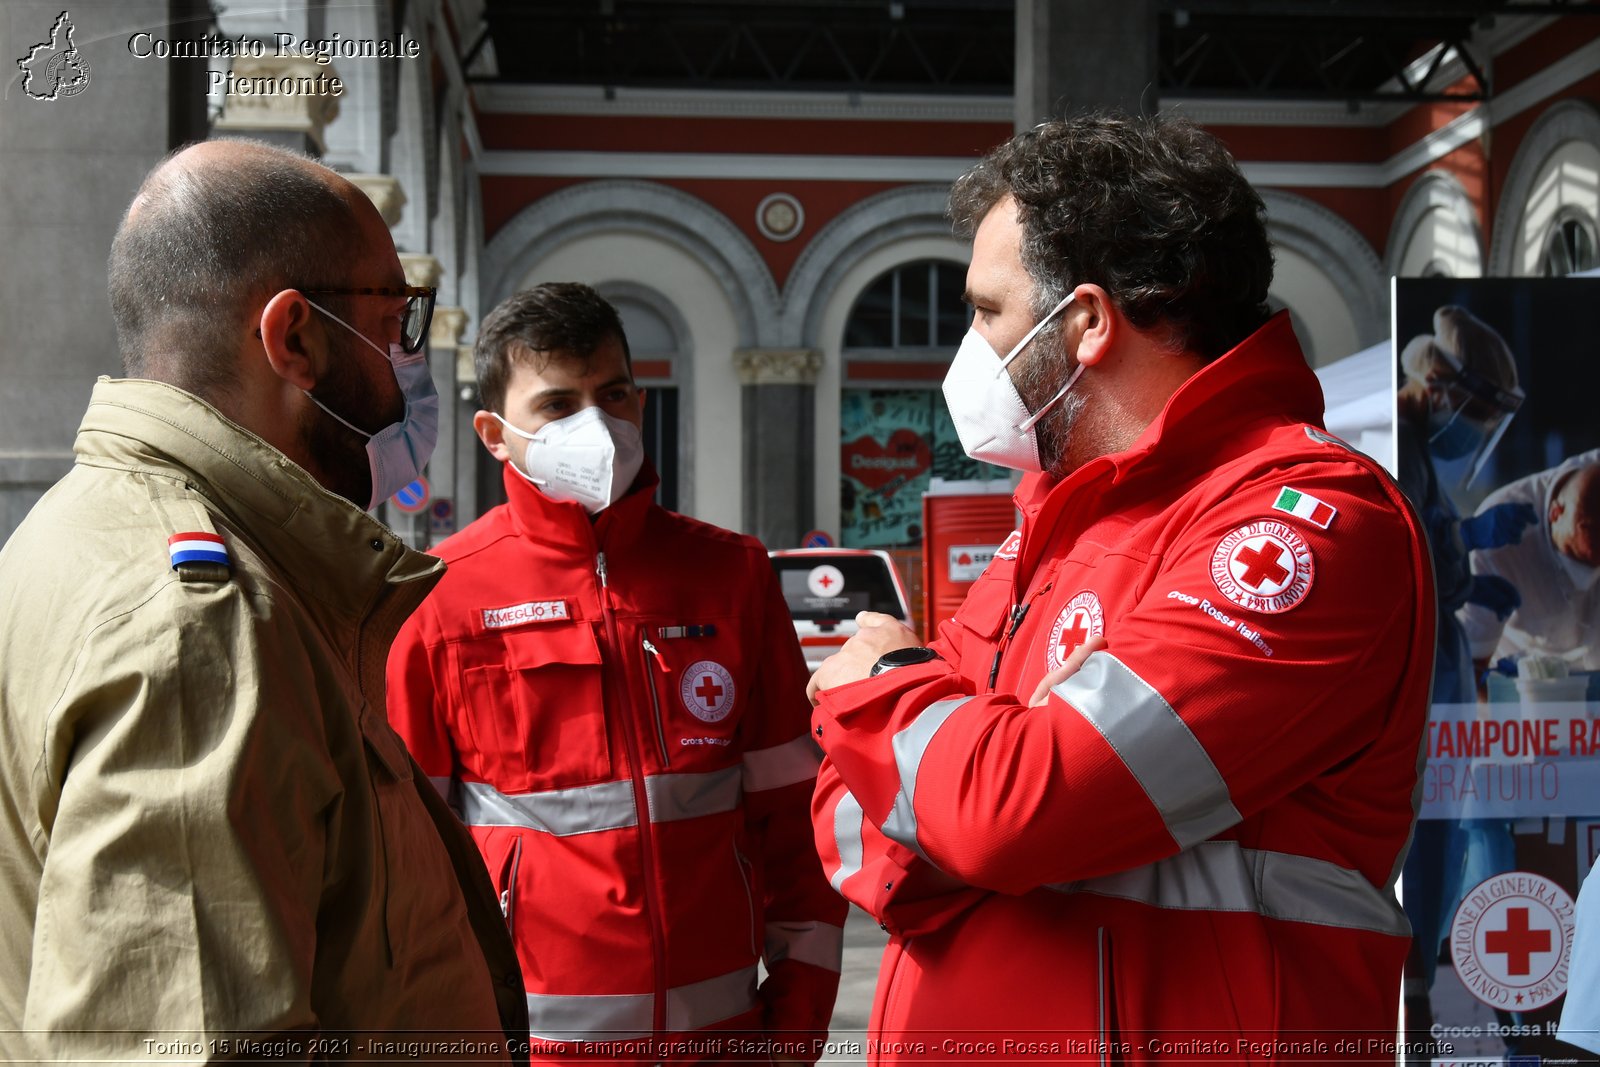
[680,659,736,724]
[1450,870,1574,1012]
[1209,520,1314,614]
[1046,592,1105,671]
[1485,907,1551,976]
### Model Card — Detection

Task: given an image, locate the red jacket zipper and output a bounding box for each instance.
[597,551,670,1037]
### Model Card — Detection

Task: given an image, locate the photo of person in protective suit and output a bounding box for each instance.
[1395,305,1532,1040]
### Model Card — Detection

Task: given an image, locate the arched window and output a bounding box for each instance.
[1541,212,1600,277]
[838,259,996,550]
[607,288,689,513]
[844,260,969,350]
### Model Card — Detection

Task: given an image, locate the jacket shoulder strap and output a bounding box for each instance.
[146,479,233,584]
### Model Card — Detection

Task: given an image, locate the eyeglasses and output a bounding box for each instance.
[300,285,437,354]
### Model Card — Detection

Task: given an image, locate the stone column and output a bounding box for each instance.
[1,0,171,544]
[735,348,821,550]
[1015,0,1156,129]
[399,253,442,290]
[451,338,482,530]
[348,174,407,229]
[211,56,342,155]
[426,305,469,546]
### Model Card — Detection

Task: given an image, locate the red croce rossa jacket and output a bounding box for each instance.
[812,313,1436,1064]
[389,461,845,1063]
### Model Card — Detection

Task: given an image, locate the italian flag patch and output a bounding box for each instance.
[1272,487,1336,529]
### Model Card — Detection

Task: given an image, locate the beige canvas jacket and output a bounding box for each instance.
[0,378,527,1063]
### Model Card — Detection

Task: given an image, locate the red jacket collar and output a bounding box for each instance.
[1018,311,1323,505]
[502,458,661,552]
[1122,310,1324,470]
[1012,313,1325,572]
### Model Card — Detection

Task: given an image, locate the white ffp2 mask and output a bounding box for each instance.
[496,406,645,514]
[941,295,1079,472]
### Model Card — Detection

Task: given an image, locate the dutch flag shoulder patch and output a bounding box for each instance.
[168,531,230,570]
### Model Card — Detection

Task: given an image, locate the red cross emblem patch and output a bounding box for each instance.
[1449,871,1574,1011]
[1046,592,1104,671]
[1209,520,1314,614]
[681,660,736,723]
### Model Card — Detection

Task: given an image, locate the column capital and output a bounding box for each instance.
[399,253,443,289]
[211,57,342,153]
[733,347,822,386]
[348,174,407,228]
[455,345,478,389]
[431,306,468,349]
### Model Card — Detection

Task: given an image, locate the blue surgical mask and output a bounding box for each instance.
[303,298,440,510]
[1427,402,1482,461]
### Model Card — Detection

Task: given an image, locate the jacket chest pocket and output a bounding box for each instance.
[459,624,611,791]
[636,618,745,769]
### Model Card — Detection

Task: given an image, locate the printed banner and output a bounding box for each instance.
[1394,277,1600,1062]
[840,389,993,548]
[1420,701,1600,820]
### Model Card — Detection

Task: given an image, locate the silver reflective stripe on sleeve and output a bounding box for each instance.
[764,920,845,972]
[1053,652,1241,849]
[880,697,972,860]
[1052,839,1411,937]
[457,767,742,837]
[526,965,759,1041]
[830,791,865,892]
[644,766,743,824]
[427,775,452,800]
[742,734,821,792]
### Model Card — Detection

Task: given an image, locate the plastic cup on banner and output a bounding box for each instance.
[1517,675,1591,702]
[1515,671,1589,757]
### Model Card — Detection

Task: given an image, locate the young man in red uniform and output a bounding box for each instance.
[388,283,844,1063]
[808,114,1436,1061]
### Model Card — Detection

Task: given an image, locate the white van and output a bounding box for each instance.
[767,548,915,672]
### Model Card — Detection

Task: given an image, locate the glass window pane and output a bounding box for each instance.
[845,273,896,348]
[895,264,930,351]
[642,386,678,512]
[770,555,908,620]
[1543,216,1599,277]
[935,261,971,347]
[1574,220,1597,272]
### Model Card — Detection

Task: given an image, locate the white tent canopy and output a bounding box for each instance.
[1314,341,1395,475]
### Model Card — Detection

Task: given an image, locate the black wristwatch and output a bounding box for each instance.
[870,646,941,676]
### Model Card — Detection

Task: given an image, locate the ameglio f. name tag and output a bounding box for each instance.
[481,599,570,630]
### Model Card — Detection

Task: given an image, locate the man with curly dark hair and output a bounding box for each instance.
[807,113,1436,1061]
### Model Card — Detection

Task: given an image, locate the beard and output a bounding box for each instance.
[299,328,385,508]
[1012,324,1085,476]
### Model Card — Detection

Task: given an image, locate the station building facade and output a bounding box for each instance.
[5,1,1600,586]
